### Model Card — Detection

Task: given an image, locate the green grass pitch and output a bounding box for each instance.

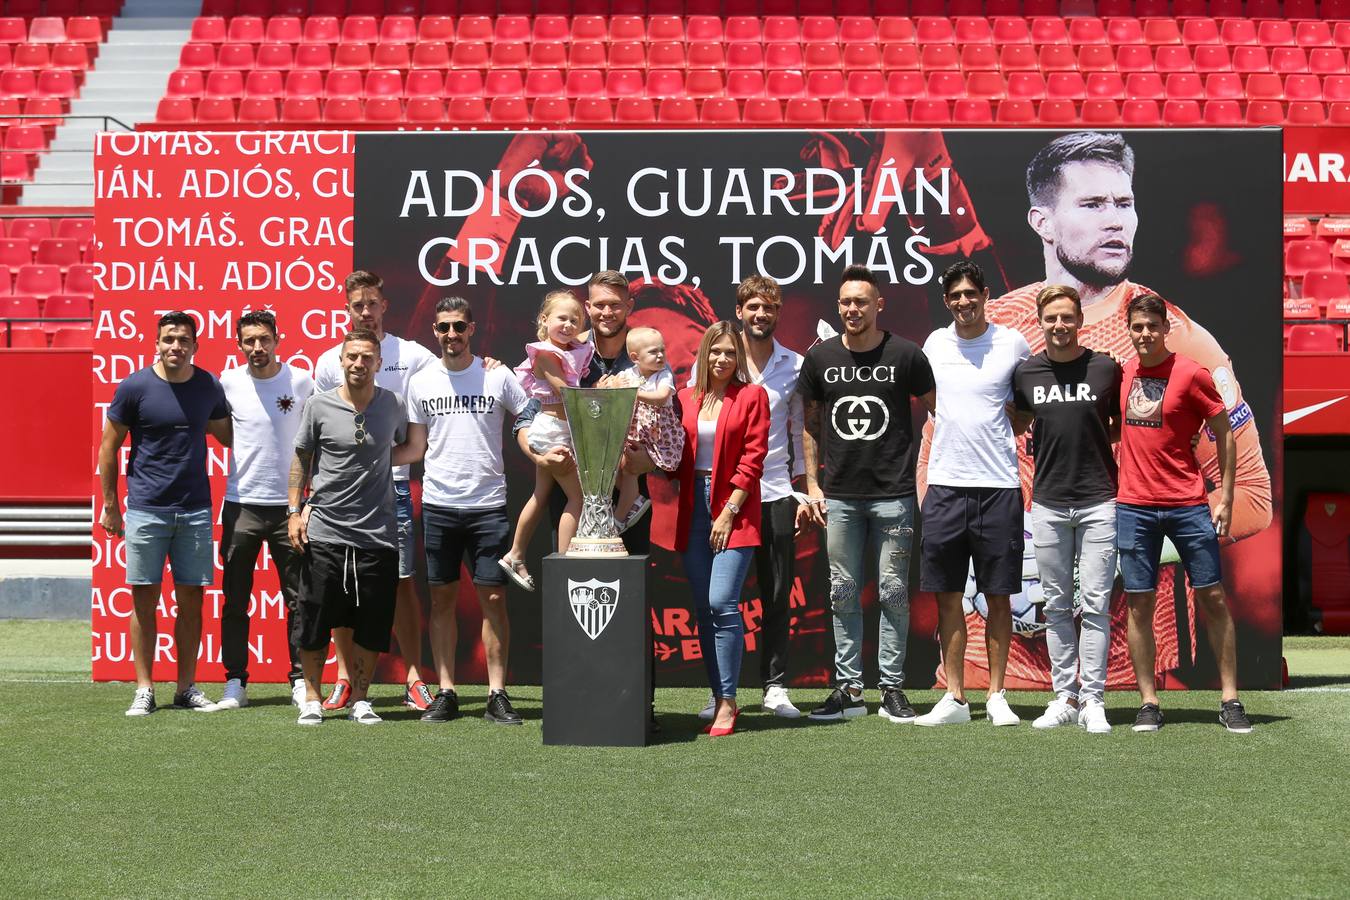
[2,621,1347,898]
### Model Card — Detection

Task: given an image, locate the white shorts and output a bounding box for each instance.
[527,413,573,454]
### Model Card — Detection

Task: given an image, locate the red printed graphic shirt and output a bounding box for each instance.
[1117,353,1225,507]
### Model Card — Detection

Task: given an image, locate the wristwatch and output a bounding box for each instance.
[287,503,305,516]
[723,501,741,516]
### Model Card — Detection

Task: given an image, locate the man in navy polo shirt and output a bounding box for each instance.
[98,310,232,717]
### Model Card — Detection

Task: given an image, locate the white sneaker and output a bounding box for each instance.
[290,680,307,708]
[125,687,156,717]
[914,692,971,726]
[297,700,323,726]
[986,689,1021,726]
[1032,697,1079,730]
[215,678,248,710]
[697,692,716,721]
[762,685,801,718]
[1079,698,1112,734]
[348,699,382,725]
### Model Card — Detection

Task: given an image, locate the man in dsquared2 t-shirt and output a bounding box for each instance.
[797,265,935,724]
[99,311,231,718]
[1117,294,1252,735]
[403,297,530,727]
[1012,285,1121,735]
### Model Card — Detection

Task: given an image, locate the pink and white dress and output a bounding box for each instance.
[617,366,683,473]
[514,340,594,404]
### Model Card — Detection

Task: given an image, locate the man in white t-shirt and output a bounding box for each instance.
[402,297,530,726]
[916,260,1031,728]
[218,310,314,710]
[312,270,440,711]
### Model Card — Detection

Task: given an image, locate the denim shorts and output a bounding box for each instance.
[423,504,510,586]
[1117,502,1222,593]
[395,480,415,579]
[124,507,214,586]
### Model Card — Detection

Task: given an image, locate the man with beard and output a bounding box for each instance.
[313,271,439,711]
[217,310,314,710]
[920,131,1271,694]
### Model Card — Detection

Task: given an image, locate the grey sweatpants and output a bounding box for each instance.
[1030,500,1117,702]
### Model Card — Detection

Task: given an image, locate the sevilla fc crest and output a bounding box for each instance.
[568,578,619,640]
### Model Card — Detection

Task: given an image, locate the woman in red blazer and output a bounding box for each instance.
[654,321,768,736]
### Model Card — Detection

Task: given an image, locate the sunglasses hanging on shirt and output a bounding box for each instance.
[354,412,366,444]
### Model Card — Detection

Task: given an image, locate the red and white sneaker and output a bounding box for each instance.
[321,678,352,711]
[404,680,435,710]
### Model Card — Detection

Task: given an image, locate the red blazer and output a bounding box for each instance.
[652,380,769,553]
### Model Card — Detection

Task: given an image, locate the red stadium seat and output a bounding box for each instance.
[528,42,567,69]
[910,98,951,124]
[927,71,966,100]
[1287,324,1342,353]
[0,240,31,271]
[225,16,263,44]
[742,98,784,124]
[244,70,283,100]
[952,98,994,124]
[1121,99,1162,125]
[66,16,103,43]
[404,70,443,99]
[156,96,195,123]
[204,70,244,100]
[265,16,301,43]
[1047,72,1087,100]
[616,97,656,123]
[64,264,94,296]
[530,97,570,125]
[1106,18,1145,46]
[14,265,61,301]
[255,43,294,70]
[1038,99,1078,125]
[1030,17,1069,45]
[657,97,698,124]
[284,70,323,99]
[1288,102,1327,126]
[193,98,234,123]
[237,98,277,124]
[1182,18,1221,46]
[1165,74,1204,102]
[882,43,921,72]
[996,99,1037,124]
[1162,99,1202,126]
[12,44,51,71]
[1008,72,1048,101]
[280,97,321,123]
[484,97,525,124]
[362,97,402,124]
[35,239,79,272]
[1286,217,1316,239]
[525,69,566,99]
[1081,99,1122,125]
[333,43,372,70]
[1115,46,1154,74]
[0,18,26,45]
[302,17,340,44]
[1154,46,1193,74]
[1288,240,1334,277]
[1125,73,1166,101]
[0,295,39,321]
[321,98,362,124]
[6,326,48,349]
[293,44,332,70]
[699,97,739,124]
[967,71,1008,100]
[1247,74,1284,102]
[49,325,91,349]
[28,17,67,43]
[36,70,77,100]
[50,45,92,74]
[1086,72,1126,100]
[1078,46,1116,73]
[364,70,404,100]
[869,98,908,125]
[342,17,378,45]
[765,44,804,71]
[1203,100,1243,125]
[481,70,520,98]
[324,70,363,100]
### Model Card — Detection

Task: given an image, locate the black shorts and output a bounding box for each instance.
[297,541,399,654]
[920,485,1025,596]
[423,504,510,586]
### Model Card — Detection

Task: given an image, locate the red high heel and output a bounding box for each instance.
[708,709,740,737]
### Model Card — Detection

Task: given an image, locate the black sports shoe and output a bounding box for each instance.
[420,689,460,723]
[484,689,523,725]
[807,687,867,721]
[1220,699,1253,734]
[1132,703,1164,732]
[878,688,916,723]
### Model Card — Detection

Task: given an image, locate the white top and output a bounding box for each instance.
[636,366,675,406]
[221,364,315,505]
[687,338,805,503]
[923,322,1031,489]
[314,331,439,481]
[693,418,716,471]
[407,357,529,509]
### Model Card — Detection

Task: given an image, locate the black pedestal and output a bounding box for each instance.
[542,553,651,747]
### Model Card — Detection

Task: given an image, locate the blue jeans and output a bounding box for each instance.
[1117,502,1222,592]
[682,476,754,699]
[124,507,214,586]
[825,496,916,690]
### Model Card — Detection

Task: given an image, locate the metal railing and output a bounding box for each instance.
[2,317,93,348]
[1,114,134,187]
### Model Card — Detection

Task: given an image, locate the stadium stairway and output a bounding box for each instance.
[22,0,192,206]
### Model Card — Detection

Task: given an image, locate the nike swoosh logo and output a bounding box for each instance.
[1283,396,1347,425]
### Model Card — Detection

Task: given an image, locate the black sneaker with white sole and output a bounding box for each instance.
[1132,703,1164,732]
[484,689,523,725]
[807,687,867,721]
[1220,699,1253,734]
[878,688,916,723]
[420,689,460,723]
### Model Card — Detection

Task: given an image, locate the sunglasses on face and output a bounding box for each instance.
[354,412,366,444]
[434,320,469,335]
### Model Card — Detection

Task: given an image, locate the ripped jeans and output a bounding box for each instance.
[825,496,916,691]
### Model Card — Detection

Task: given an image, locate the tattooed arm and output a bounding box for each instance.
[796,397,827,530]
[287,447,313,552]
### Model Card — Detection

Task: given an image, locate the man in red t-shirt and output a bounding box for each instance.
[1117,295,1252,735]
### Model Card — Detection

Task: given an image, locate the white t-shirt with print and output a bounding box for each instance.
[924,322,1031,489]
[407,357,529,509]
[314,331,438,480]
[222,363,315,505]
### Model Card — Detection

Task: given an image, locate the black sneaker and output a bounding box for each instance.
[878,688,916,723]
[807,687,867,721]
[484,689,523,725]
[1220,699,1253,734]
[1132,702,1164,732]
[420,689,460,723]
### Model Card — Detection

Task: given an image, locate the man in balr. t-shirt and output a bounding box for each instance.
[797,264,935,723]
[1012,285,1121,735]
[1117,294,1252,735]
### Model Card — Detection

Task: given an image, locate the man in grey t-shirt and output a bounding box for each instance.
[288,330,415,726]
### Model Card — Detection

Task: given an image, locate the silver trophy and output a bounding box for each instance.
[561,385,638,557]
